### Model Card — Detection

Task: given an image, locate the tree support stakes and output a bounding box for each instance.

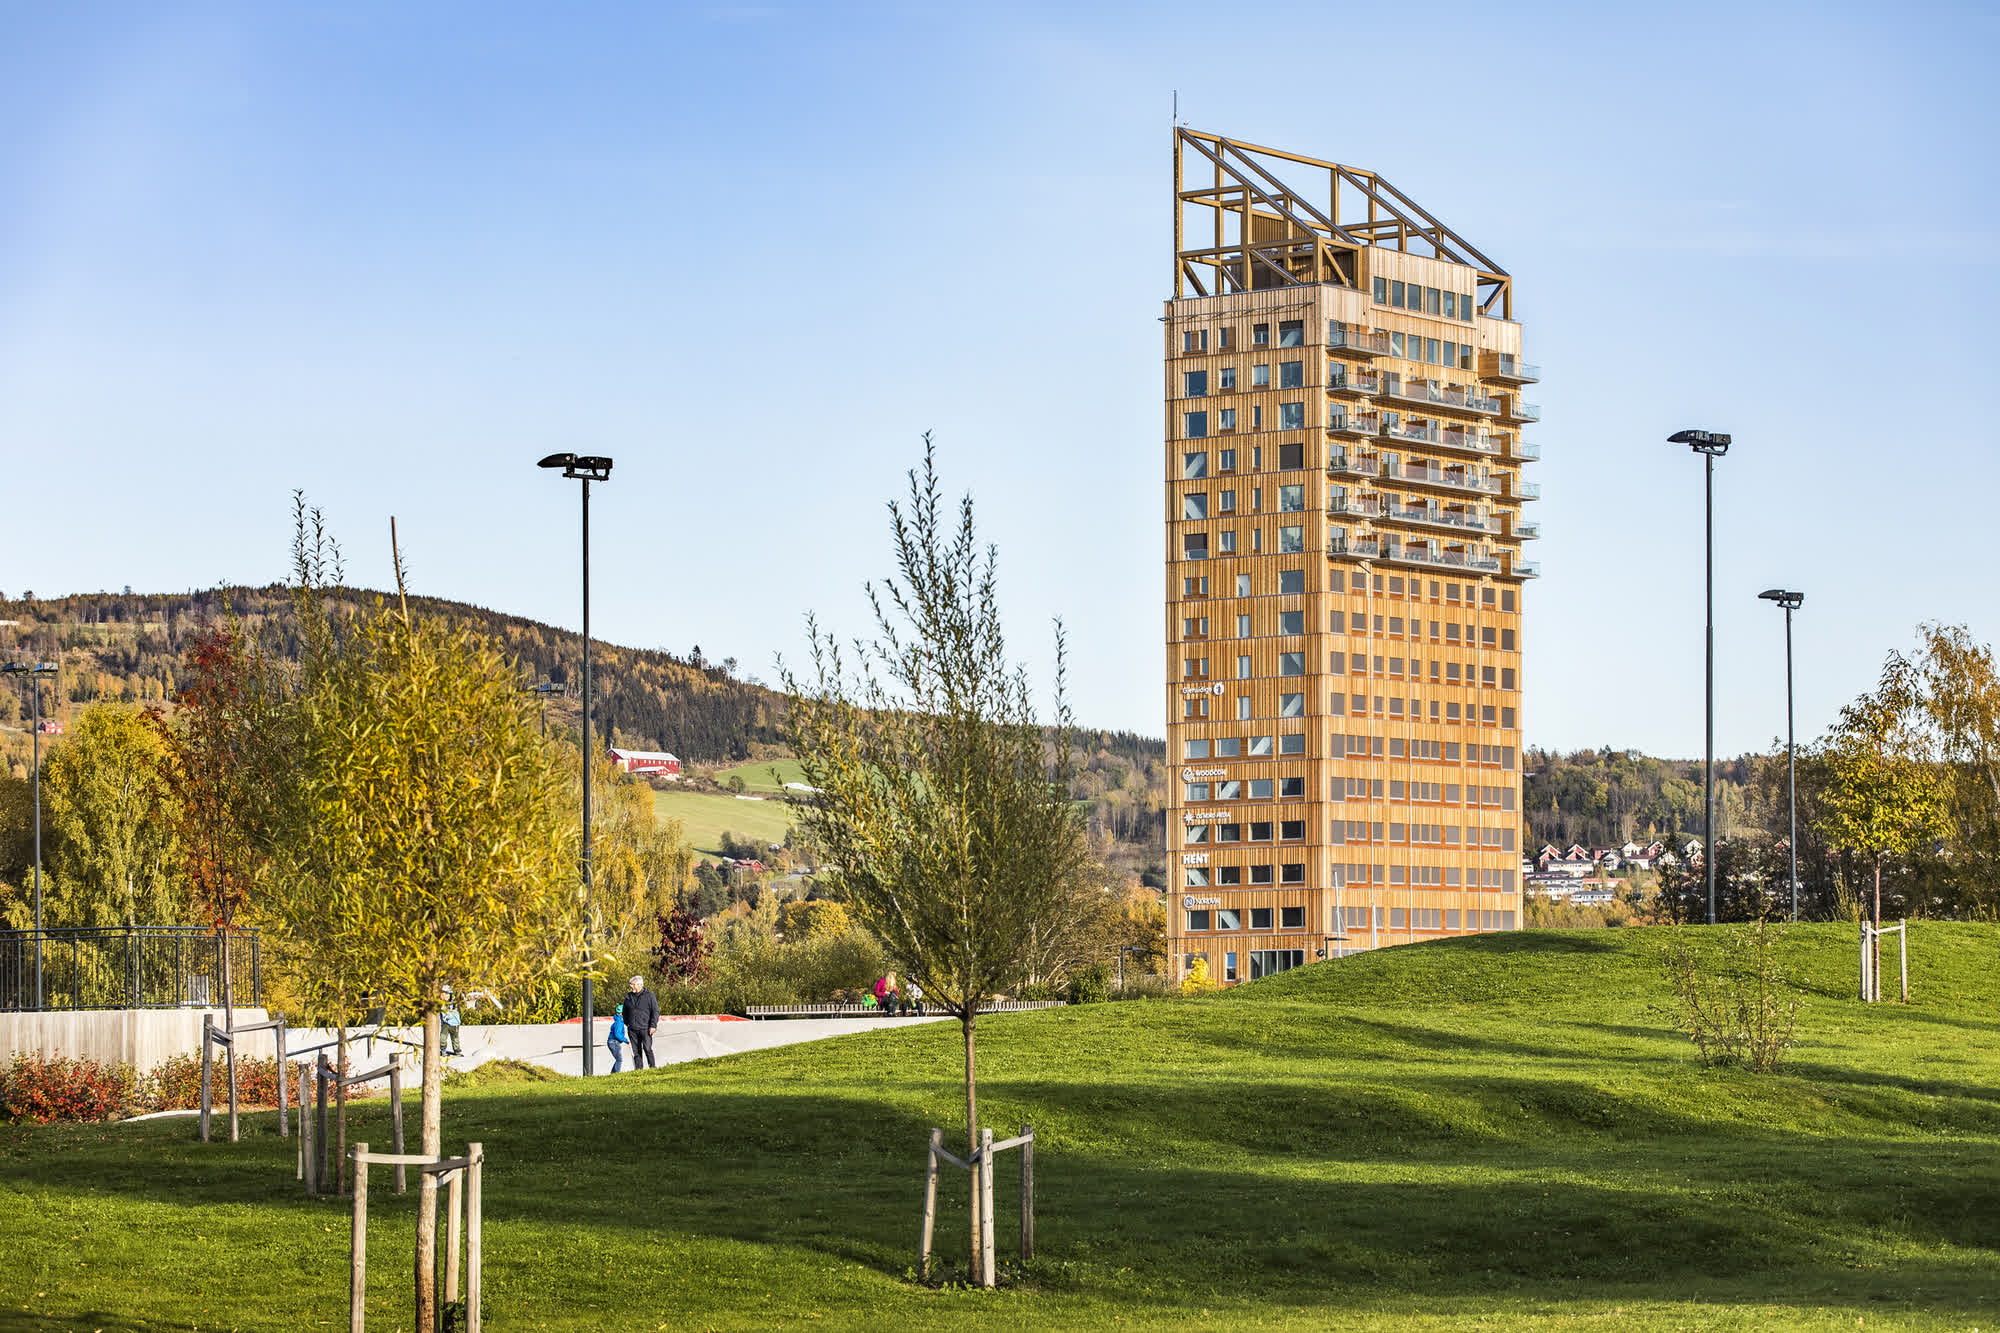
[918,1124,1035,1287]
[349,1142,483,1332]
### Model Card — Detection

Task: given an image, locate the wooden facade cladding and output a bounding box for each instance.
[1164,134,1536,983]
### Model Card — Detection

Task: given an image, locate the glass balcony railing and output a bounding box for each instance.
[1378,545,1502,573]
[1327,322,1392,356]
[1512,519,1542,540]
[1511,439,1541,461]
[1327,370,1381,395]
[1505,399,1542,422]
[1478,352,1541,384]
[1327,412,1381,436]
[1512,559,1542,578]
[1510,478,1542,500]
[1387,461,1500,496]
[1377,378,1504,415]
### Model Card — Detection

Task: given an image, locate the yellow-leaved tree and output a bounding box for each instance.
[266,512,583,1329]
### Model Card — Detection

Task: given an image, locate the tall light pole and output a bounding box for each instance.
[3,661,58,1009]
[1759,590,1805,921]
[1669,429,1730,924]
[538,453,613,1075]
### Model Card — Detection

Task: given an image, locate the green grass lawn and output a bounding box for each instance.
[652,785,794,859]
[710,757,811,794]
[5,924,1999,1330]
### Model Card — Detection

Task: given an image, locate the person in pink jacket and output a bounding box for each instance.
[872,973,902,1017]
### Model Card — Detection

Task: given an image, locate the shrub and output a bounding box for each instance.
[147,1053,313,1110]
[1180,957,1217,996]
[1658,920,1803,1072]
[1,1051,137,1123]
[1065,962,1110,1005]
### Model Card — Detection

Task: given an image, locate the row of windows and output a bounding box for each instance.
[1180,527,1308,559]
[1183,734,1306,759]
[1331,695,1519,729]
[1183,776,1307,801]
[1179,570,1519,616]
[1182,362,1306,398]
[1335,656,1519,690]
[1330,820,1518,850]
[1181,690,1520,728]
[1185,862,1307,888]
[1179,320,1306,353]
[1185,404,1304,438]
[1372,277,1478,322]
[1185,904,1308,931]
[1180,444,1307,477]
[1329,738,1517,767]
[1184,819,1305,843]
[1335,906,1518,930]
[1181,486,1304,519]
[1337,867,1519,891]
[1333,778,1519,808]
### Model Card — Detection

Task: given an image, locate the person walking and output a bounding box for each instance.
[620,975,659,1070]
[607,1009,628,1073]
[442,989,464,1057]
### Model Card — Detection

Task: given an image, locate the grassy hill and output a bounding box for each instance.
[654,785,795,861]
[5,923,1998,1328]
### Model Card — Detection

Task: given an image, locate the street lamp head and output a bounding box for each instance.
[1758,589,1805,610]
[1669,428,1731,456]
[536,452,613,482]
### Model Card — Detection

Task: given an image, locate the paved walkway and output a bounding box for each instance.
[287,1015,948,1082]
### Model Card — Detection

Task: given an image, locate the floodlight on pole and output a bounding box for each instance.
[1669,429,1730,925]
[537,454,614,1074]
[523,680,565,738]
[3,661,59,1009]
[1758,589,1805,921]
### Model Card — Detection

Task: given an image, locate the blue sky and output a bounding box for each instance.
[2,2,1995,756]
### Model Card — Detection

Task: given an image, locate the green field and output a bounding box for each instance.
[5,924,1999,1330]
[710,757,811,793]
[653,784,793,859]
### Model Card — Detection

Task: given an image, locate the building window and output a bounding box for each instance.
[1184,370,1208,398]
[1252,363,1269,387]
[1250,821,1273,841]
[1219,448,1237,472]
[1235,613,1250,638]
[1185,411,1209,439]
[1218,865,1241,884]
[1279,484,1304,512]
[1279,610,1304,635]
[1278,402,1305,430]
[1183,451,1207,479]
[1250,906,1273,930]
[1280,777,1305,798]
[1279,359,1304,389]
[1278,568,1304,594]
[1248,735,1273,756]
[1280,864,1305,885]
[1219,530,1235,553]
[1279,442,1304,469]
[1224,950,1238,981]
[1391,280,1406,308]
[1236,696,1252,720]
[1280,905,1305,927]
[1279,733,1305,754]
[1247,778,1272,799]
[1278,526,1303,553]
[1278,320,1304,347]
[1279,652,1305,676]
[1216,780,1241,799]
[1183,493,1207,520]
[1182,575,1207,595]
[1182,533,1208,560]
[1218,822,1241,842]
[1182,329,1207,352]
[1250,865,1274,884]
[1217,408,1236,431]
[1253,323,1270,346]
[1217,908,1241,930]
[1185,738,1209,759]
[1373,276,1388,303]
[1184,783,1209,801]
[1252,406,1263,429]
[1187,909,1211,931]
[1184,867,1209,887]
[1236,655,1251,679]
[1280,820,1304,840]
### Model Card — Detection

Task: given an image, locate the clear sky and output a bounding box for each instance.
[3,2,1995,757]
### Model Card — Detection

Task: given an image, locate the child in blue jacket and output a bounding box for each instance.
[607,1010,628,1073]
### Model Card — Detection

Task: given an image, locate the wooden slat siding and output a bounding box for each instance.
[1165,239,1530,972]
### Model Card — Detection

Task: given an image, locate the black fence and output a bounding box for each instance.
[0,927,262,1012]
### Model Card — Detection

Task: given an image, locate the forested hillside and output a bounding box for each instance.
[0,589,1173,870]
[1520,747,1756,850]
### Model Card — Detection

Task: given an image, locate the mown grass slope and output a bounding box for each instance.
[3,924,1996,1330]
[652,785,794,859]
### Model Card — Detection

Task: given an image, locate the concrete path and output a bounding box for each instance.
[287,1015,948,1083]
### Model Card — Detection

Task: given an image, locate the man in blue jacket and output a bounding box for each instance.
[619,975,660,1071]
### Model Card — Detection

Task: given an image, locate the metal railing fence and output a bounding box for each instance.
[0,926,261,1012]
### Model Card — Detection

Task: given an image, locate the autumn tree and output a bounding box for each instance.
[781,439,1093,1283]
[42,706,185,928]
[265,516,584,1329]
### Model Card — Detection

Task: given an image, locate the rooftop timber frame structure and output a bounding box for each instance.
[1172,128,1514,321]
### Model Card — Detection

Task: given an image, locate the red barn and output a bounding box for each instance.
[608,748,681,779]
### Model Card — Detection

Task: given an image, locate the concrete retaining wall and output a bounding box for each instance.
[0,1009,274,1073]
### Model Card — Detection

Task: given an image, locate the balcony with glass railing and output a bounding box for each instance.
[1505,475,1541,501]
[1327,534,1381,559]
[1507,557,1542,579]
[1376,503,1489,534]
[1503,397,1541,423]
[1385,460,1500,497]
[1327,368,1381,397]
[1510,518,1541,540]
[1377,543,1501,573]
[1327,322,1392,357]
[1376,377,1504,417]
[1477,352,1540,384]
[1509,438,1541,461]
[1327,412,1382,438]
